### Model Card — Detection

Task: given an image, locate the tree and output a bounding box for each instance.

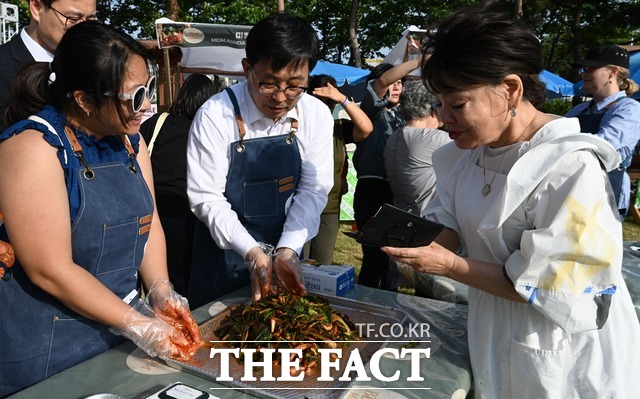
[5,0,639,80]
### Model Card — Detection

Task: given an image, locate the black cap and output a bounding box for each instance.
[572,45,629,68]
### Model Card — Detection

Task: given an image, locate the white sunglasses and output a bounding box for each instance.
[105,75,157,112]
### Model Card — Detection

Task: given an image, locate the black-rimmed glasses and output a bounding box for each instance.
[105,76,157,113]
[249,66,308,99]
[49,5,95,28]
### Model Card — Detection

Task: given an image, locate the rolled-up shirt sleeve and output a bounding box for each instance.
[505,150,623,334]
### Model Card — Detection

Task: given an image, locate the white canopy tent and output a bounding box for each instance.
[155,18,371,106]
[382,25,428,78]
[155,18,252,103]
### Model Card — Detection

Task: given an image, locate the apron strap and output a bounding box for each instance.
[63,126,138,179]
[224,87,300,151]
[63,126,95,181]
[579,98,619,115]
[225,88,247,153]
[120,135,138,174]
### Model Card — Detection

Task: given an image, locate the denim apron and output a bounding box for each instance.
[0,124,154,396]
[576,100,629,212]
[188,88,301,309]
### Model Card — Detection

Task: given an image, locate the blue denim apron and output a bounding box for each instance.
[188,88,301,308]
[576,102,629,213]
[0,125,154,396]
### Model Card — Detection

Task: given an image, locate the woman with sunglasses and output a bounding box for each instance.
[0,21,201,396]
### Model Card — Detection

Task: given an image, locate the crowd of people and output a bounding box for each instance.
[1,0,640,397]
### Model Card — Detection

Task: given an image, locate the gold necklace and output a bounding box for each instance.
[482,151,506,196]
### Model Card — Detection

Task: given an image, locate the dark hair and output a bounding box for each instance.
[245,13,320,72]
[367,63,394,82]
[400,80,435,122]
[421,1,546,108]
[5,21,154,127]
[169,74,217,119]
[308,74,338,92]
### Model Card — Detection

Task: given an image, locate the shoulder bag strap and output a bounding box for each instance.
[147,112,169,156]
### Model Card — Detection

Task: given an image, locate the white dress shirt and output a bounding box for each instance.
[187,81,334,258]
[20,29,54,62]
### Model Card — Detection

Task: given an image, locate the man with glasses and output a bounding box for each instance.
[0,0,96,132]
[186,13,334,308]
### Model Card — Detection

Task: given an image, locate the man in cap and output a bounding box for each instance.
[566,44,640,217]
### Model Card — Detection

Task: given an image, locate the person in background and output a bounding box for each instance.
[382,2,640,397]
[0,0,97,132]
[0,22,201,396]
[353,57,421,290]
[384,80,451,216]
[303,74,373,265]
[140,74,217,296]
[383,80,451,299]
[187,13,334,308]
[565,44,640,217]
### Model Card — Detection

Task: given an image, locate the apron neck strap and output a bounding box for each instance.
[225,87,300,152]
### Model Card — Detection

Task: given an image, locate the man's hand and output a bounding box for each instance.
[273,247,307,296]
[246,244,275,301]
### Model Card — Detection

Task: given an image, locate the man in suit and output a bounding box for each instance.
[0,0,96,131]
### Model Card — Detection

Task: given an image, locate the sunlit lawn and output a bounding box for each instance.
[334,218,640,284]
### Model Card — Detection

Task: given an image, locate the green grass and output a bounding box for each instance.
[334,219,640,284]
[333,222,362,269]
[623,218,640,241]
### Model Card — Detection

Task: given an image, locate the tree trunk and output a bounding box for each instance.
[570,1,584,81]
[278,0,285,12]
[515,0,523,19]
[167,0,181,20]
[348,0,362,68]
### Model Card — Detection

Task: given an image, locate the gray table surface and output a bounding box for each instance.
[8,285,472,399]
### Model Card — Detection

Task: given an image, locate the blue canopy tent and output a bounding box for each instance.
[310,61,371,103]
[539,69,574,98]
[310,60,370,86]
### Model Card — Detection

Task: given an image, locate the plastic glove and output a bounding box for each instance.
[110,298,193,360]
[246,243,275,302]
[146,279,202,357]
[272,247,307,296]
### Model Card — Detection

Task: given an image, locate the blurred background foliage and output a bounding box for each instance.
[5,0,640,81]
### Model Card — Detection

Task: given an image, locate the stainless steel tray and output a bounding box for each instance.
[166,294,407,399]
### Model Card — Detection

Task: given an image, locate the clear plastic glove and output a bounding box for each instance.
[273,247,307,296]
[110,298,193,360]
[146,279,202,357]
[246,243,275,302]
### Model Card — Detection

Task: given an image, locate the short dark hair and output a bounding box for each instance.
[367,63,394,82]
[421,1,546,108]
[170,74,217,119]
[400,80,435,122]
[5,21,154,127]
[307,74,338,92]
[245,12,320,72]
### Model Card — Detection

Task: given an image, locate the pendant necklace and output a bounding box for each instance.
[482,150,506,196]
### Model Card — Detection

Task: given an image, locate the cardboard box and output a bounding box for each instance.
[301,264,355,296]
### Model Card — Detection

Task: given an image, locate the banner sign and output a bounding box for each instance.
[156,21,252,49]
